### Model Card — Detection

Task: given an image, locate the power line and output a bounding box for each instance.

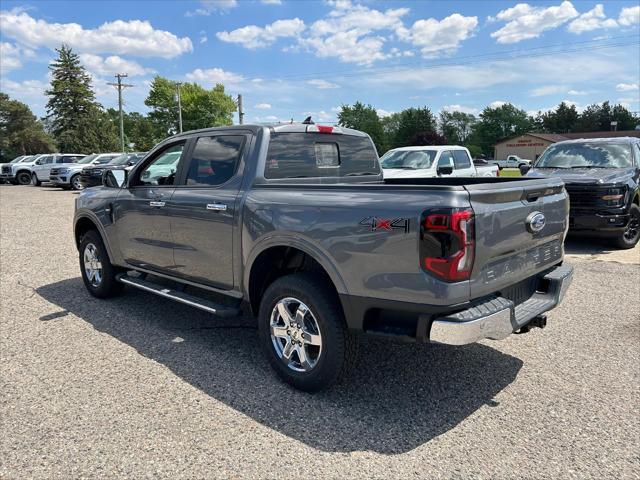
[107,73,134,152]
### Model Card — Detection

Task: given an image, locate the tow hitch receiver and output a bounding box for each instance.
[516,314,547,334]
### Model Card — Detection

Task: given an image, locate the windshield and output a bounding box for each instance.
[535,142,632,169]
[77,154,99,164]
[380,150,437,169]
[20,156,34,162]
[9,156,24,163]
[109,153,145,166]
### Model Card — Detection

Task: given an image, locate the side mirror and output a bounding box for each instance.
[437,165,454,176]
[519,164,531,176]
[35,158,43,165]
[103,169,127,188]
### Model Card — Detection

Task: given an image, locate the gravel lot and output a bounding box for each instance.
[1,185,639,479]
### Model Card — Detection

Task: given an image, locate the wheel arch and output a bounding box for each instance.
[245,239,349,317]
[74,213,116,263]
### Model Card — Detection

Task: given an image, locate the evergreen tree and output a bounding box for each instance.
[46,44,119,152]
[392,107,437,149]
[539,102,579,133]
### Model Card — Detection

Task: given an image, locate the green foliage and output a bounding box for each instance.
[536,102,579,133]
[466,145,483,158]
[391,107,437,149]
[576,101,639,132]
[46,44,119,153]
[145,76,237,136]
[107,109,159,151]
[471,103,534,155]
[337,101,385,154]
[439,110,476,144]
[0,92,56,161]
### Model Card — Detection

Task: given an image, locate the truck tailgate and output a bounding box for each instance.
[466,177,569,300]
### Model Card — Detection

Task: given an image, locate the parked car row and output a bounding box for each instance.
[0,152,146,190]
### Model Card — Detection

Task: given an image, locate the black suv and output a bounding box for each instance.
[524,137,640,249]
[79,152,146,188]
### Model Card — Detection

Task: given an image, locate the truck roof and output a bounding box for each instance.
[387,145,469,152]
[554,136,640,145]
[170,123,369,138]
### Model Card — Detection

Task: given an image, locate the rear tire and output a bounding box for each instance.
[258,273,358,392]
[71,174,84,191]
[16,171,31,185]
[79,230,124,298]
[611,203,640,249]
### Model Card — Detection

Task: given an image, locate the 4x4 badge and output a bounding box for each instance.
[359,217,409,233]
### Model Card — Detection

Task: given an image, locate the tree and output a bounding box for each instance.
[539,101,579,133]
[46,44,119,152]
[471,103,534,155]
[106,109,160,151]
[145,76,236,136]
[577,101,639,132]
[0,93,56,161]
[439,110,476,143]
[392,107,437,149]
[408,130,447,146]
[337,101,385,154]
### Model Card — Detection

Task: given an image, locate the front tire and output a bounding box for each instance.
[31,173,41,186]
[16,172,31,185]
[79,230,124,298]
[612,203,640,249]
[258,273,358,392]
[70,174,84,191]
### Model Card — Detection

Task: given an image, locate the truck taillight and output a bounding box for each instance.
[420,208,475,282]
[306,125,343,134]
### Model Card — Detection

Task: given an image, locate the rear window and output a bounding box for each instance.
[452,150,471,169]
[265,133,379,179]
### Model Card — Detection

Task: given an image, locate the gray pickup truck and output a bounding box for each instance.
[74,123,573,391]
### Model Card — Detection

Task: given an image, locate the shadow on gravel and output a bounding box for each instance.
[564,236,618,255]
[37,277,523,454]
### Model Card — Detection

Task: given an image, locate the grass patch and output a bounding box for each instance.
[499,168,521,177]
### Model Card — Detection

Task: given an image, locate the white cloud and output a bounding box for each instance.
[490,1,579,44]
[254,103,272,109]
[307,79,340,89]
[489,100,507,109]
[301,29,387,64]
[377,108,395,117]
[217,18,305,48]
[396,14,478,57]
[616,83,639,92]
[0,8,192,58]
[310,4,408,37]
[303,110,334,122]
[0,78,47,99]
[261,0,282,4]
[0,42,23,71]
[568,4,617,34]
[187,0,238,16]
[185,68,244,86]
[441,104,479,114]
[618,5,640,26]
[199,31,208,44]
[567,89,587,95]
[530,85,567,97]
[79,53,154,77]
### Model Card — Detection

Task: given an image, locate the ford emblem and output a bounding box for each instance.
[526,211,546,233]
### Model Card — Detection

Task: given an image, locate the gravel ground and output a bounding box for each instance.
[1,185,639,479]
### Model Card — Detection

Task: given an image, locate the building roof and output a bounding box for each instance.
[494,130,640,146]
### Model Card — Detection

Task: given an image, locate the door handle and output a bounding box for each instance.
[149,201,165,207]
[206,203,227,212]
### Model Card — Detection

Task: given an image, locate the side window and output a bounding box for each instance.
[55,156,64,164]
[185,136,244,187]
[634,144,640,166]
[453,150,472,169]
[138,143,185,186]
[438,151,454,168]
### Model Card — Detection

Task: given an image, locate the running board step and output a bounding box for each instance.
[116,274,240,317]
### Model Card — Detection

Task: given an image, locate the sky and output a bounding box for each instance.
[1,0,639,124]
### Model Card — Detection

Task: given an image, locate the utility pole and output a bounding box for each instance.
[176,82,183,133]
[107,73,133,152]
[237,94,244,125]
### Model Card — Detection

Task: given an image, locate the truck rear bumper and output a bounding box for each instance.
[429,264,573,345]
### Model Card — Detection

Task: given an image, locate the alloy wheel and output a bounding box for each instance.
[624,209,640,243]
[83,243,103,287]
[270,297,322,373]
[72,175,84,190]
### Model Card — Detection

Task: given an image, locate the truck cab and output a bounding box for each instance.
[380,146,497,178]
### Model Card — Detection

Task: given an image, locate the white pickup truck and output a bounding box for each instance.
[489,155,532,169]
[381,146,499,179]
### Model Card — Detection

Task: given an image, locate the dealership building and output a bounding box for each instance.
[494,130,640,161]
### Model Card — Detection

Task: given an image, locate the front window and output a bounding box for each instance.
[95,155,119,164]
[138,143,184,186]
[380,150,437,170]
[535,142,633,169]
[185,136,244,186]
